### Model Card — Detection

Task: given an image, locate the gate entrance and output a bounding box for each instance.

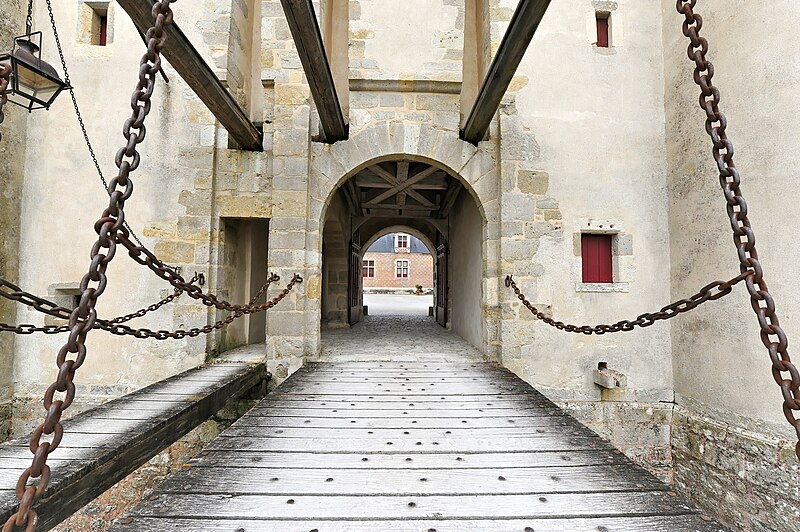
[320,156,486,355]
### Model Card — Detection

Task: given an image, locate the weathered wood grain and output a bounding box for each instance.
[279,0,348,142]
[460,0,551,144]
[126,491,696,519]
[0,361,266,531]
[187,450,627,469]
[109,515,728,532]
[157,465,667,495]
[107,361,725,531]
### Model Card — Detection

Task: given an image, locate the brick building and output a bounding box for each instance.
[362,233,433,292]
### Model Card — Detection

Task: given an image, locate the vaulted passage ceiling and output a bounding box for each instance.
[342,160,464,220]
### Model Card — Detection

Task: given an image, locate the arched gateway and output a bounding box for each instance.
[307,123,502,360]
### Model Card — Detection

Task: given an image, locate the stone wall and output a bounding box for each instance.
[0,0,28,442]
[349,0,464,81]
[671,399,800,532]
[662,0,800,528]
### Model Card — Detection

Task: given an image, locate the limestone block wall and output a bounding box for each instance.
[349,0,464,81]
[9,1,230,434]
[0,0,28,442]
[662,0,800,528]
[493,0,674,477]
[309,86,503,360]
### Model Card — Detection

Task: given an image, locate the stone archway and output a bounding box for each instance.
[312,126,499,357]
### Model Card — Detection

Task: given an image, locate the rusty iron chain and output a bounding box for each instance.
[2,3,177,530]
[43,0,180,274]
[102,274,300,340]
[676,0,800,457]
[506,272,749,335]
[0,273,298,340]
[107,272,200,324]
[117,233,304,315]
[0,323,68,335]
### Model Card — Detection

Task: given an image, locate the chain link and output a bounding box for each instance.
[506,272,748,334]
[2,3,177,530]
[676,0,800,458]
[107,272,199,324]
[43,0,179,273]
[118,233,304,316]
[0,273,300,340]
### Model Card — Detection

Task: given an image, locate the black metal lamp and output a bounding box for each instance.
[0,31,69,112]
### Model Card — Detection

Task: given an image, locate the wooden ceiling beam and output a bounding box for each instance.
[280,0,349,143]
[460,0,551,145]
[118,0,263,151]
[439,179,463,218]
[396,162,409,207]
[363,203,435,212]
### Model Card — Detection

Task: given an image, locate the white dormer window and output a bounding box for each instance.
[395,233,409,252]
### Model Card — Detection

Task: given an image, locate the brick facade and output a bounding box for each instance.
[362,251,433,291]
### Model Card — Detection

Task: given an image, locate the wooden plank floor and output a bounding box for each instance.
[110,362,728,532]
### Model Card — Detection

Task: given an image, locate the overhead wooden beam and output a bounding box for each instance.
[117,0,263,151]
[363,203,435,213]
[460,0,551,145]
[439,179,462,218]
[280,0,349,143]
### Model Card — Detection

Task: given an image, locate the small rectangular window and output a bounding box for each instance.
[396,260,409,278]
[362,259,375,278]
[396,234,409,250]
[581,234,613,283]
[596,13,609,48]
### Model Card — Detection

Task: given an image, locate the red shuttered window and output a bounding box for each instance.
[581,234,613,283]
[596,14,609,48]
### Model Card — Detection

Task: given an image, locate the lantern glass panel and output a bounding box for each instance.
[15,60,61,106]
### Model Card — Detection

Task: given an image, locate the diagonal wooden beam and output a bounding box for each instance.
[280,0,349,143]
[396,162,409,207]
[345,179,363,215]
[368,164,399,185]
[368,164,440,206]
[460,0,551,145]
[117,0,263,151]
[439,179,463,218]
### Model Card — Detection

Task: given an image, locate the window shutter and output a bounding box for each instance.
[581,234,613,283]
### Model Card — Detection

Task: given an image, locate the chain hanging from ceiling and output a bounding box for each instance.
[3,3,178,530]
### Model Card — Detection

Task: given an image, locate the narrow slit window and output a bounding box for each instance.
[596,13,610,48]
[82,3,111,46]
[581,234,613,283]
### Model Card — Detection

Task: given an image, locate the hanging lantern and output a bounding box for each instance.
[0,31,69,112]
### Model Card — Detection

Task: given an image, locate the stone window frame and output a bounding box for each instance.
[77,2,115,47]
[395,259,410,279]
[573,218,632,293]
[587,1,622,51]
[362,259,375,278]
[44,283,81,326]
